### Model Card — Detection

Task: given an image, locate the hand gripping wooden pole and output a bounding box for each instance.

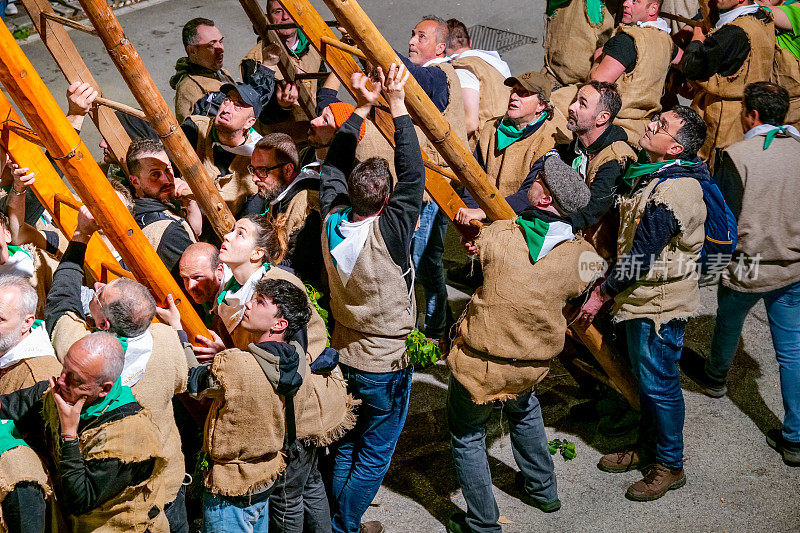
[0,21,210,342]
[75,0,236,238]
[266,0,470,225]
[321,0,516,221]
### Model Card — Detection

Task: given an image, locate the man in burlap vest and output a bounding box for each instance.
[242,133,325,286]
[589,0,677,143]
[126,139,199,281]
[179,243,226,328]
[681,0,774,165]
[680,82,800,466]
[446,19,512,148]
[44,209,190,531]
[182,83,262,217]
[0,333,168,532]
[447,156,598,533]
[242,0,324,144]
[0,420,52,533]
[179,278,353,533]
[399,15,469,343]
[170,18,236,124]
[580,106,709,501]
[320,66,420,533]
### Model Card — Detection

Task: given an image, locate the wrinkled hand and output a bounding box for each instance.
[10,163,34,192]
[156,294,182,331]
[576,285,611,327]
[193,330,226,364]
[49,377,85,436]
[454,207,486,226]
[74,205,99,242]
[277,82,299,109]
[351,71,382,109]
[67,82,98,117]
[382,62,410,105]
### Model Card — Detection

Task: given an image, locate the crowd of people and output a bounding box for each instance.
[0,0,798,531]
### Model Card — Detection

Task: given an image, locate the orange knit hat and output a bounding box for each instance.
[329,101,366,141]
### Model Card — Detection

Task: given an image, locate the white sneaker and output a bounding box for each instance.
[5,3,18,15]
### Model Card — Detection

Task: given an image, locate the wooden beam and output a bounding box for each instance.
[40,12,97,34]
[320,34,366,60]
[661,11,699,28]
[75,0,236,239]
[19,0,132,172]
[95,96,148,121]
[0,22,210,342]
[321,0,517,221]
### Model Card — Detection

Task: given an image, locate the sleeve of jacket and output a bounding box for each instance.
[570,160,622,231]
[156,222,195,273]
[45,241,88,336]
[397,54,449,112]
[320,114,361,218]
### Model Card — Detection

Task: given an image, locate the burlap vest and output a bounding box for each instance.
[612,176,706,329]
[722,135,800,293]
[0,445,52,533]
[174,69,235,124]
[43,394,168,533]
[581,139,637,259]
[139,210,197,256]
[51,312,93,360]
[771,45,800,127]
[450,55,512,148]
[543,0,617,86]
[279,188,320,241]
[449,220,601,404]
[692,14,775,160]
[190,115,259,216]
[478,115,560,196]
[322,210,416,373]
[0,356,62,395]
[415,62,469,171]
[611,25,673,143]
[32,246,63,317]
[204,348,287,497]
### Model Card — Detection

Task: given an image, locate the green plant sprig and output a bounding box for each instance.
[405,328,442,368]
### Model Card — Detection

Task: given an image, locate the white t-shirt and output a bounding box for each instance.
[0,247,34,278]
[450,50,512,92]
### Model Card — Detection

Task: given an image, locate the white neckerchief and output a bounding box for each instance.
[744,123,800,142]
[636,17,671,33]
[331,215,377,285]
[0,248,34,278]
[715,4,760,29]
[449,49,512,77]
[537,221,575,261]
[119,330,153,388]
[217,265,268,333]
[0,323,56,370]
[212,128,263,157]
[423,57,450,67]
[270,166,320,207]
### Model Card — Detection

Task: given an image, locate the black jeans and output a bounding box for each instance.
[2,482,46,533]
[165,483,189,533]
[269,440,331,533]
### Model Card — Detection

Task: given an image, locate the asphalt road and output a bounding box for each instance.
[14,0,800,531]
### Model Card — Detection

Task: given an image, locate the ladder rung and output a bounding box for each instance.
[293,72,329,81]
[40,12,97,35]
[53,192,83,222]
[263,19,338,30]
[95,96,148,121]
[423,159,459,184]
[320,34,366,60]
[0,120,45,148]
[100,260,134,283]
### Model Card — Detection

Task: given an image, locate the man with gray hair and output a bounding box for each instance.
[0,275,61,395]
[44,207,190,532]
[0,332,169,530]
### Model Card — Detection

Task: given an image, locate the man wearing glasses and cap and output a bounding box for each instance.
[181,83,264,219]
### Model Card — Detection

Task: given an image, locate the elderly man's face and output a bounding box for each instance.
[55,347,107,406]
[0,289,33,357]
[507,83,546,124]
[187,24,224,71]
[408,20,445,66]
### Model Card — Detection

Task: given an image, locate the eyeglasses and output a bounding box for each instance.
[649,113,680,144]
[248,163,286,177]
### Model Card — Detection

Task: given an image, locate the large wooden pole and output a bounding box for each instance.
[18,0,133,172]
[0,21,210,342]
[272,0,470,225]
[76,0,236,238]
[321,0,516,221]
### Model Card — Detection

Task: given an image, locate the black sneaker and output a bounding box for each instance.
[680,348,727,398]
[766,429,800,466]
[446,512,474,533]
[514,472,561,512]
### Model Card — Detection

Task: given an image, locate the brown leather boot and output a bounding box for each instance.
[597,449,646,473]
[361,521,384,533]
[625,463,686,501]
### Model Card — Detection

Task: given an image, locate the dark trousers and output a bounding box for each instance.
[270,440,331,533]
[165,483,189,533]
[2,482,46,533]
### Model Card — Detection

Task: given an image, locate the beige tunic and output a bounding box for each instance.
[174,68,235,124]
[0,356,62,395]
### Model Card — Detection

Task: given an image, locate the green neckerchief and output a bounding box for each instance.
[775,5,800,59]
[516,216,550,263]
[6,244,32,260]
[496,113,547,151]
[621,158,699,189]
[79,378,137,420]
[325,207,353,270]
[292,29,311,56]
[215,263,272,307]
[0,420,28,456]
[546,0,604,24]
[763,126,792,149]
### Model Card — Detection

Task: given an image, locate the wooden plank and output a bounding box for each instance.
[19,0,132,172]
[0,23,210,342]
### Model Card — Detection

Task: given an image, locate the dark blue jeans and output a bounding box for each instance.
[331,364,413,533]
[625,318,687,469]
[708,280,800,442]
[411,201,449,338]
[447,378,557,533]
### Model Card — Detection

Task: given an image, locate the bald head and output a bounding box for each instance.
[57,332,125,407]
[179,243,224,304]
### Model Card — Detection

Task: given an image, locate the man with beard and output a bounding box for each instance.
[242,133,324,285]
[179,243,226,319]
[128,139,200,279]
[182,83,262,219]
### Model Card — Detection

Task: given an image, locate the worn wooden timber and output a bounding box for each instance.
[0,22,210,342]
[18,0,132,172]
[239,0,317,120]
[76,0,235,238]
[95,96,148,121]
[321,0,516,221]
[273,0,471,224]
